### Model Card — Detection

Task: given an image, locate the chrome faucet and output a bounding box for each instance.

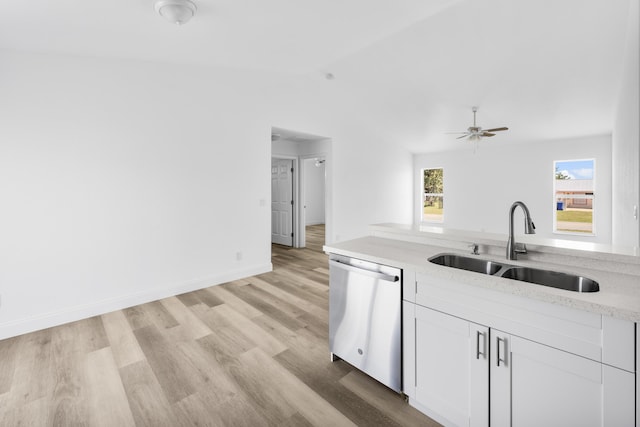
[469,243,479,255]
[507,201,536,260]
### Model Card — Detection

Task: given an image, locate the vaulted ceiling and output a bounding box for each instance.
[2,0,634,152]
[0,0,461,73]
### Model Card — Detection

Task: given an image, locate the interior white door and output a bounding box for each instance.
[271,158,293,246]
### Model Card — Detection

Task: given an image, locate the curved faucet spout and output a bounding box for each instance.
[507,201,536,260]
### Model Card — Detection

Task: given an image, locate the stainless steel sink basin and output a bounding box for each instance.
[499,267,599,292]
[429,254,505,275]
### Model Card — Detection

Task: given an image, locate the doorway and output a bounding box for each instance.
[271,126,330,249]
[299,156,326,248]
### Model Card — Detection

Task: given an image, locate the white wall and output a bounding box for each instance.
[0,51,280,338]
[413,135,612,244]
[0,51,414,339]
[612,0,640,249]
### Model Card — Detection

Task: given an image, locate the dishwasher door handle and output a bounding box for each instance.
[330,259,399,282]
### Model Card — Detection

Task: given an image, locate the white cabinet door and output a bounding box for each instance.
[414,305,488,427]
[602,364,636,427]
[467,323,489,427]
[490,330,635,427]
[488,330,511,427]
[402,301,416,399]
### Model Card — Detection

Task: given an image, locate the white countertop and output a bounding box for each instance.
[324,236,640,322]
[370,223,640,261]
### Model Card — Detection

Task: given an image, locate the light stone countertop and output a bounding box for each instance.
[369,223,640,263]
[324,236,640,322]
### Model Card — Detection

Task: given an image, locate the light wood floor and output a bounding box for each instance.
[303,223,326,253]
[0,224,440,426]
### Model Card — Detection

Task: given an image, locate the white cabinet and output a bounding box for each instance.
[490,330,635,427]
[413,305,488,427]
[404,273,637,427]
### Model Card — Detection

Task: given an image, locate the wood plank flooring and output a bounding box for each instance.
[0,224,440,426]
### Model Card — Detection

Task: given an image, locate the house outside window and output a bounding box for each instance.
[554,159,594,235]
[423,168,444,223]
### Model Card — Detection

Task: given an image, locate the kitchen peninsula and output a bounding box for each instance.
[325,223,640,427]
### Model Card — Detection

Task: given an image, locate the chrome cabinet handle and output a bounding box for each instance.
[496,336,506,367]
[476,330,485,360]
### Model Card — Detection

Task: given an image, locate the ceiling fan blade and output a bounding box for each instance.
[456,134,470,139]
[481,132,496,137]
[483,127,508,132]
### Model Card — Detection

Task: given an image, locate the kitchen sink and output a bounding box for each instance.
[429,252,600,293]
[499,267,599,293]
[428,254,505,275]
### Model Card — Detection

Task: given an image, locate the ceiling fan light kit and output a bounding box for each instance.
[448,106,509,143]
[155,0,197,25]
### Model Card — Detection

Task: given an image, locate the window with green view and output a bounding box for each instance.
[423,168,444,222]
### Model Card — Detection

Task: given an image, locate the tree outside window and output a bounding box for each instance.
[423,168,444,222]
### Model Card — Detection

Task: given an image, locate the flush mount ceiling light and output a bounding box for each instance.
[154,0,197,25]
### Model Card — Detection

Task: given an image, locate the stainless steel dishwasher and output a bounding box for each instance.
[329,253,402,393]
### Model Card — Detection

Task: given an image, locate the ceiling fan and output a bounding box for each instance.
[448,107,508,141]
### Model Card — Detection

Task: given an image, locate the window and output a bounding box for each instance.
[553,159,594,235]
[422,168,444,222]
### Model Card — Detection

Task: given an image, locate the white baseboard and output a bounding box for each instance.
[0,263,272,340]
